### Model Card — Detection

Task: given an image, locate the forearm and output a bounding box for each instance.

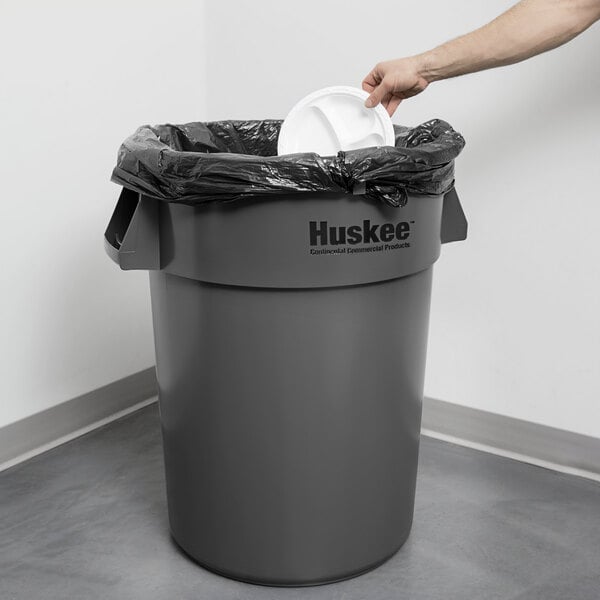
[418,0,600,82]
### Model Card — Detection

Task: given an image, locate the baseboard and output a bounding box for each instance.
[2,374,598,481]
[422,397,600,482]
[0,368,158,472]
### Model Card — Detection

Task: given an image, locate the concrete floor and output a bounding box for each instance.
[1,404,600,600]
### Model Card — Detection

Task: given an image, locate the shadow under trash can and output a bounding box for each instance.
[104,119,467,586]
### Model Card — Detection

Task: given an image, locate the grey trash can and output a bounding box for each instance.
[105,184,467,586]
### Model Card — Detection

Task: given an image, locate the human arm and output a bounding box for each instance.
[363,0,600,116]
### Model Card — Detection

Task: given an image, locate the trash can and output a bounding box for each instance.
[105,119,467,586]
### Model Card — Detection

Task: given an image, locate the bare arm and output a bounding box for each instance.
[363,0,600,116]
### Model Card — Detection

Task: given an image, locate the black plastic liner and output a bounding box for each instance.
[111,119,465,208]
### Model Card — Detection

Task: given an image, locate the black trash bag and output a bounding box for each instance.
[111,119,465,208]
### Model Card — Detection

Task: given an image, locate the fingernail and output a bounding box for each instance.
[365,98,373,108]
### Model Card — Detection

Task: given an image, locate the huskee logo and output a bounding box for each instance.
[309,219,411,245]
[308,219,412,255]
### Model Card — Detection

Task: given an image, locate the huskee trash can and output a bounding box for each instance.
[105,119,467,586]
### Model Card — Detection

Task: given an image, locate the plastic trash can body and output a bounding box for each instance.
[105,189,466,586]
[151,267,431,585]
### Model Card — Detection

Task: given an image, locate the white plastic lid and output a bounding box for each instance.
[277,86,395,156]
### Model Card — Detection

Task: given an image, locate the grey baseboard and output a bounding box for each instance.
[2,371,598,479]
[0,368,157,469]
[422,396,600,478]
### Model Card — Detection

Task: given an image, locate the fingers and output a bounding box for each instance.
[362,80,375,93]
[361,67,381,94]
[363,62,403,115]
[364,79,389,109]
[381,92,402,118]
[385,96,402,117]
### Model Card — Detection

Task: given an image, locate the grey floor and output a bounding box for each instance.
[1,404,600,600]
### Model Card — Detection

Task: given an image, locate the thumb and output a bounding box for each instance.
[364,81,388,108]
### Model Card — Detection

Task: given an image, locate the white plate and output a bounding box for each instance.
[277,86,395,156]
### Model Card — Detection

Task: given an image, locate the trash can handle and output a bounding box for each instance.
[104,188,160,270]
[441,188,468,244]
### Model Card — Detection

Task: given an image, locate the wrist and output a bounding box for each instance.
[413,49,443,84]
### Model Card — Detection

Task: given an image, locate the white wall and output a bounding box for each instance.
[0,1,206,427]
[3,1,599,441]
[204,0,600,438]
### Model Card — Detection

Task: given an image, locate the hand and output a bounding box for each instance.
[362,56,430,116]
